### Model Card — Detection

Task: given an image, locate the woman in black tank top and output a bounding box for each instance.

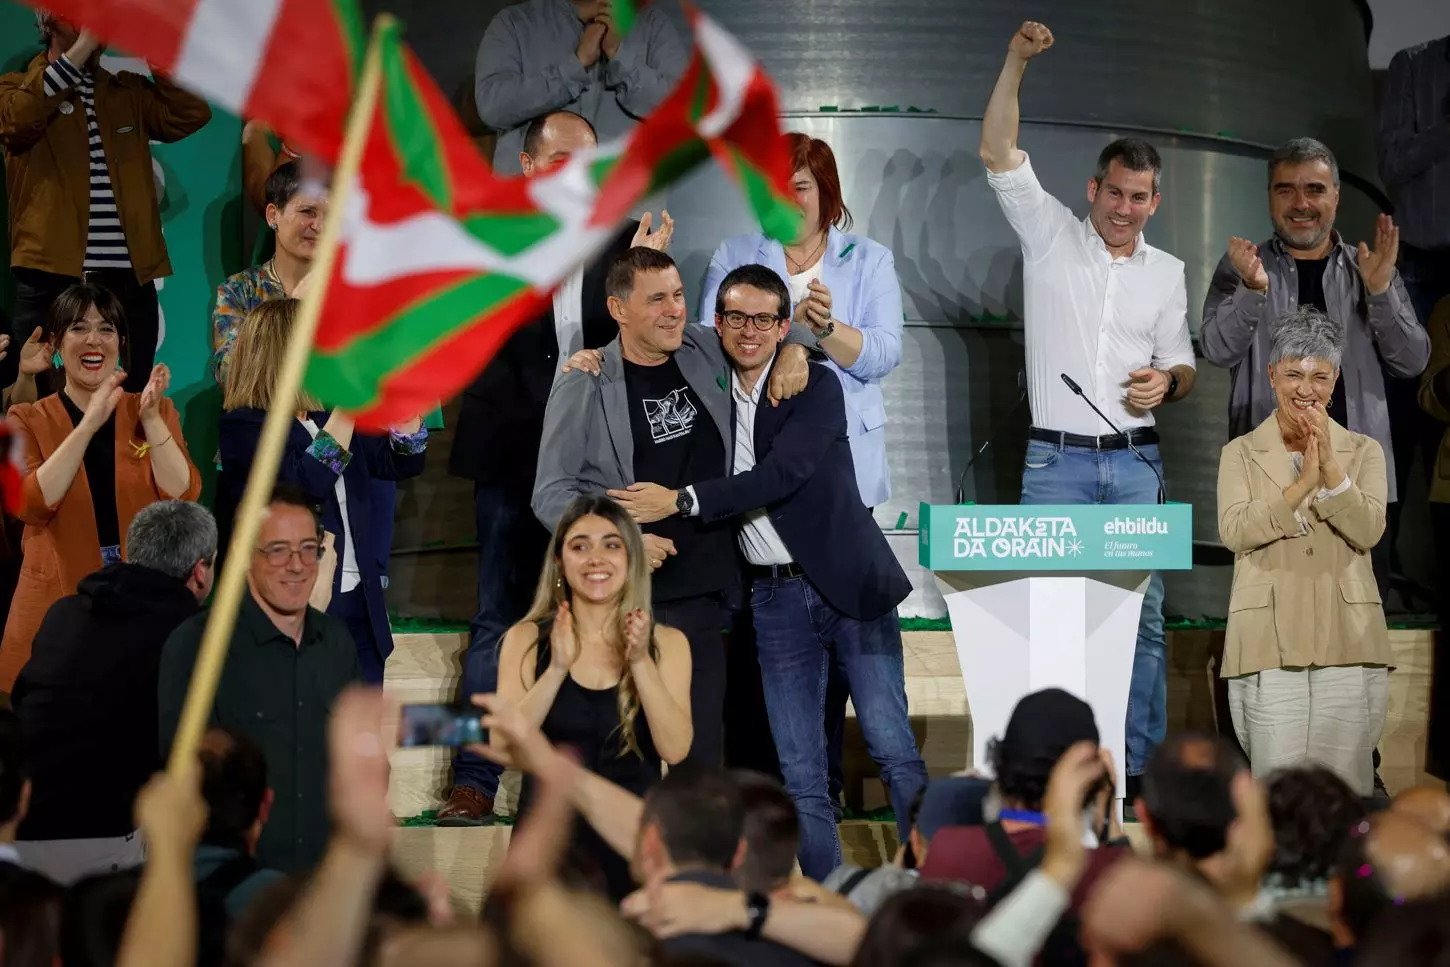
[494,496,694,900]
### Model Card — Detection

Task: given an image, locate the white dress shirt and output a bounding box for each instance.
[552,265,586,358]
[986,154,1195,437]
[686,358,794,566]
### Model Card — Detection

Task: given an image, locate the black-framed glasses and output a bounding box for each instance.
[256,541,322,567]
[720,310,784,331]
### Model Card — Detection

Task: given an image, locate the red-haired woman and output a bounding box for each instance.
[699,132,904,813]
[700,132,902,509]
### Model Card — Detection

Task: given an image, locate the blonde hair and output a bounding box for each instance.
[222,300,323,413]
[522,496,656,758]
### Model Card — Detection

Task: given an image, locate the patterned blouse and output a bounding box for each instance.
[212,263,286,384]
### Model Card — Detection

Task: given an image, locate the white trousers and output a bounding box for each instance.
[1227,665,1389,797]
[14,831,146,885]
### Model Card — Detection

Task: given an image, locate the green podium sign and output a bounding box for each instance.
[918,503,1194,571]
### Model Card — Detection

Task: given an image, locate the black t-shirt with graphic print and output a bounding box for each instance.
[623,357,736,602]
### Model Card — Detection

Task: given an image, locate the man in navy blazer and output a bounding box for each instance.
[610,264,926,881]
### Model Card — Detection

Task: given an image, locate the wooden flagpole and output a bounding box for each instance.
[165,13,395,775]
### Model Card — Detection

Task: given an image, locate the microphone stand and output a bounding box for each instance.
[1058,373,1166,505]
[955,371,1028,505]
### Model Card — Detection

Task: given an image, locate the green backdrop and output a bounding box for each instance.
[0,1,245,500]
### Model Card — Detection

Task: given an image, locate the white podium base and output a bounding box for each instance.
[936,575,1147,797]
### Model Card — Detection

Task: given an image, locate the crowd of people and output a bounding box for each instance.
[0,1,1447,964]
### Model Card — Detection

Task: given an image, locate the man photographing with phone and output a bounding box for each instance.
[979,20,1196,800]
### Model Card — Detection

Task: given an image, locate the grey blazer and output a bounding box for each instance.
[1199,233,1428,501]
[532,325,733,531]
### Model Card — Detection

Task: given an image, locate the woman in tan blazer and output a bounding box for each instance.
[1217,305,1390,797]
[1,284,201,692]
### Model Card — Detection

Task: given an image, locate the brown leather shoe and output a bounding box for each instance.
[436,785,496,826]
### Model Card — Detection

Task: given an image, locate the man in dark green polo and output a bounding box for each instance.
[158,483,362,872]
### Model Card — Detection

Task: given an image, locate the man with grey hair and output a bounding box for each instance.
[1202,137,1427,588]
[9,500,216,884]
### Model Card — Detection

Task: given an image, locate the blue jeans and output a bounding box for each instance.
[1019,437,1167,776]
[751,574,928,881]
[452,484,551,797]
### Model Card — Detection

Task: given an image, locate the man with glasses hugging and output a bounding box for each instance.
[609,264,926,881]
[158,483,363,873]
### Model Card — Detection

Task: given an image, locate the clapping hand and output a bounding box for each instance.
[550,602,581,672]
[1228,237,1269,292]
[632,210,674,252]
[623,608,651,665]
[596,0,621,59]
[797,279,833,334]
[1009,21,1054,59]
[80,371,127,433]
[1356,213,1400,297]
[138,363,171,420]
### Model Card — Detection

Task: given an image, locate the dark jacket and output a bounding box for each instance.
[215,410,426,660]
[449,220,638,493]
[692,364,911,621]
[13,563,200,840]
[661,870,821,967]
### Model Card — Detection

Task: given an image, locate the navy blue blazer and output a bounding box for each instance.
[215,409,427,658]
[691,364,910,622]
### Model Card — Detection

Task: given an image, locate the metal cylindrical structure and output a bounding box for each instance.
[666,0,1389,617]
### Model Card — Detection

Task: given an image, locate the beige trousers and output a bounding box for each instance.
[1227,665,1389,797]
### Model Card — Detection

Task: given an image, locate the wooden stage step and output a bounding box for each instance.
[383,627,1435,912]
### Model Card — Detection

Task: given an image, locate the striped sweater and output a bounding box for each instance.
[41,54,131,271]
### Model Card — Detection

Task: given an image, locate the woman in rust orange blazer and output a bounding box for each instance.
[0,284,200,691]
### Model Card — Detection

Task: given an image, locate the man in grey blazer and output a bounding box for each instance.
[533,247,809,767]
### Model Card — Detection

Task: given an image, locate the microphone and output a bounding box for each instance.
[1059,373,1166,504]
[955,370,1028,504]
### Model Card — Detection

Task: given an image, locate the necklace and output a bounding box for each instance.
[784,233,826,274]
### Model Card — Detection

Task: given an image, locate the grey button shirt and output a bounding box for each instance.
[1378,36,1450,250]
[1200,233,1430,500]
[474,0,688,175]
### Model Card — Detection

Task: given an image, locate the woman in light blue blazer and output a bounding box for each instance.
[699,133,904,509]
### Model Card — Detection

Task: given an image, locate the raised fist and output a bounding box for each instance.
[1009,21,1054,59]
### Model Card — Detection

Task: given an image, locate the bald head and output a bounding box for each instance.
[1392,786,1450,836]
[520,111,597,177]
[1334,811,1450,944]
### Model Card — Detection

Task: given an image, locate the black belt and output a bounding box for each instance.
[745,562,806,580]
[1029,426,1159,451]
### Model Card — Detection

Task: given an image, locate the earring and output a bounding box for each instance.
[51,352,62,369]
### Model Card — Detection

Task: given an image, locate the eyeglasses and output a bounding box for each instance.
[256,541,322,567]
[720,310,784,331]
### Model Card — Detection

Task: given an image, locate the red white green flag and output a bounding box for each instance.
[307,9,800,428]
[16,0,364,160]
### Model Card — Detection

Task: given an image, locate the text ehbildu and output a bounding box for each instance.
[952,516,1078,559]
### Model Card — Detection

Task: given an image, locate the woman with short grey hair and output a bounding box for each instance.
[1216,306,1390,796]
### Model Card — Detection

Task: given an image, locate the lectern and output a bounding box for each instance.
[919,502,1194,794]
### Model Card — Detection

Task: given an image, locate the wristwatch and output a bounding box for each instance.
[744,891,770,939]
[675,488,695,517]
[1165,370,1180,401]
